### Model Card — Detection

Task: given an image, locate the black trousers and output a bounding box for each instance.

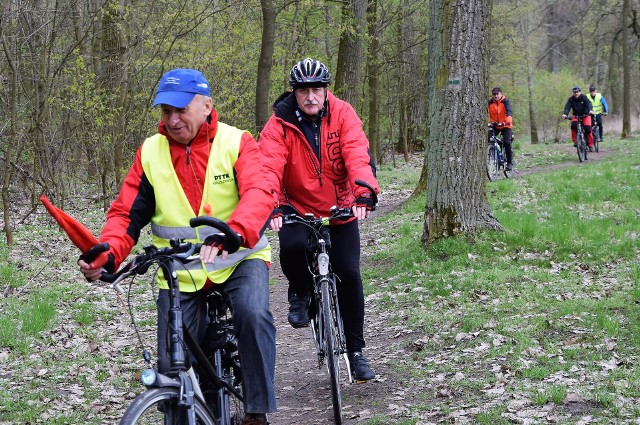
[278,213,366,352]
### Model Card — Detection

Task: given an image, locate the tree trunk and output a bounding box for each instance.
[334,0,366,108]
[366,0,380,166]
[0,26,17,244]
[255,0,276,134]
[621,0,630,138]
[421,0,501,247]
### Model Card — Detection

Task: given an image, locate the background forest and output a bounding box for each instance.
[0,0,639,241]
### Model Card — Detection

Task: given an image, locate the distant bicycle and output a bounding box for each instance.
[564,115,589,162]
[486,122,514,180]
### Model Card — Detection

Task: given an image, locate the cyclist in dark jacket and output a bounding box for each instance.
[562,85,594,150]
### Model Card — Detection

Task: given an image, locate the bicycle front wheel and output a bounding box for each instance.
[577,133,587,162]
[486,145,499,181]
[119,387,216,425]
[320,278,344,425]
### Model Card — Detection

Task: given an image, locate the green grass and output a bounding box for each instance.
[364,137,640,423]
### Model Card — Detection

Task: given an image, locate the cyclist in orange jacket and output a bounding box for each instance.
[487,87,514,171]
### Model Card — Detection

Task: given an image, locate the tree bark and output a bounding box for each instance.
[366,0,380,166]
[334,0,367,108]
[621,0,630,138]
[421,0,501,247]
[255,0,276,134]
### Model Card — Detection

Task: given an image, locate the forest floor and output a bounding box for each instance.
[268,143,611,424]
[1,142,616,425]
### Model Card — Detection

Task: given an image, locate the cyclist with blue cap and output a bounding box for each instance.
[79,68,277,425]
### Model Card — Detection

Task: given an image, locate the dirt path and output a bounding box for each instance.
[266,146,611,424]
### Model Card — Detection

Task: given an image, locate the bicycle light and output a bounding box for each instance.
[141,368,157,386]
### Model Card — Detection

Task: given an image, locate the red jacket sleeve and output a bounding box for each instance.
[99,147,155,268]
[227,132,275,248]
[256,115,289,207]
[336,101,380,198]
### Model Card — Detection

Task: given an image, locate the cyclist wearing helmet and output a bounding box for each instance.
[487,87,514,170]
[562,85,595,151]
[586,84,609,142]
[258,58,380,382]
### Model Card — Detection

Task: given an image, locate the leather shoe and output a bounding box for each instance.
[242,413,268,425]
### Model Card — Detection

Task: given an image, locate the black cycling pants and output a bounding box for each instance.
[278,212,366,352]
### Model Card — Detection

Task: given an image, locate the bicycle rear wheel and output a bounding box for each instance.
[593,126,600,153]
[486,145,499,181]
[119,387,216,425]
[320,278,344,425]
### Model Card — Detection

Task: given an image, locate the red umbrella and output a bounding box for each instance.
[40,194,109,267]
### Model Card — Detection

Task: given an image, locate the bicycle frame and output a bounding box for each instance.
[310,226,352,381]
[96,217,244,425]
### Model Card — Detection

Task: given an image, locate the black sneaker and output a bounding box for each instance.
[505,163,513,171]
[348,351,375,382]
[287,294,310,328]
[589,146,594,152]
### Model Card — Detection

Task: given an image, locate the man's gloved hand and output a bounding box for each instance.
[78,243,115,282]
[269,208,284,232]
[354,196,375,211]
[352,195,375,220]
[203,233,240,254]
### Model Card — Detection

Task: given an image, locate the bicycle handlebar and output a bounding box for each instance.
[282,180,378,227]
[98,216,239,286]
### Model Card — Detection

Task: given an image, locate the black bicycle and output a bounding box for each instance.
[85,216,244,425]
[592,114,602,153]
[486,122,513,180]
[280,179,378,425]
[565,115,589,162]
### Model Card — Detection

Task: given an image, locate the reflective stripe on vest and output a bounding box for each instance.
[141,123,270,291]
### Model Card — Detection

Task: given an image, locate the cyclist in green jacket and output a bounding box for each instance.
[586,84,609,142]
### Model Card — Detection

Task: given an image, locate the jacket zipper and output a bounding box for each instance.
[313,122,322,186]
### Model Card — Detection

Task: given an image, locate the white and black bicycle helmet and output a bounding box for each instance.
[289,58,332,88]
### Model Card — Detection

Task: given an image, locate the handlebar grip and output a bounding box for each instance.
[189,216,241,253]
[79,242,110,264]
[354,179,378,210]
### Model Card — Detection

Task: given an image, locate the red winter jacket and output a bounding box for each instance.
[99,109,273,269]
[258,90,379,220]
[487,95,513,129]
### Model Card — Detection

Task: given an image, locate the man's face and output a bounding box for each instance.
[294,86,326,116]
[492,91,502,99]
[160,95,212,144]
[590,90,596,96]
[573,90,581,98]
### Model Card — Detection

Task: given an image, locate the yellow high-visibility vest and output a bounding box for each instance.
[140,123,270,291]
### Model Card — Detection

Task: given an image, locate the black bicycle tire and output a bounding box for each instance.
[486,145,499,181]
[119,387,216,425]
[321,278,343,425]
[593,126,600,153]
[577,132,586,162]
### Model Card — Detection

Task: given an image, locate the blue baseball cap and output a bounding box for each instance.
[152,68,211,108]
